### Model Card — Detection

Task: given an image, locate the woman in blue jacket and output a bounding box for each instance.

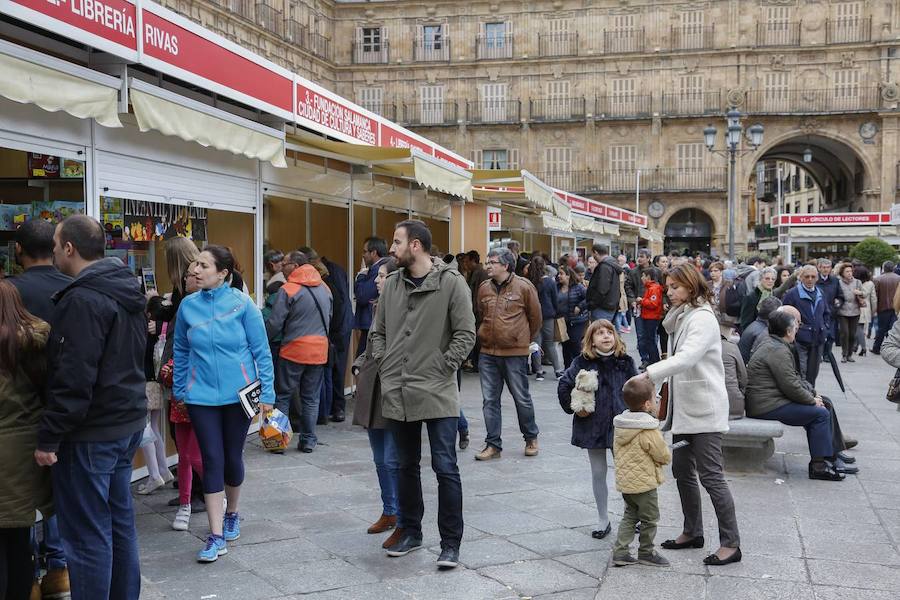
[526,255,564,380]
[173,246,275,563]
[557,265,589,368]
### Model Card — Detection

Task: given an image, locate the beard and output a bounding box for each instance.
[394,247,414,268]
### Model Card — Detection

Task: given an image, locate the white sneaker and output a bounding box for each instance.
[136,476,166,495]
[172,504,191,531]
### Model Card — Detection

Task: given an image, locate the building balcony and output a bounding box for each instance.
[285,20,331,60]
[535,168,727,195]
[826,16,872,44]
[603,28,645,54]
[660,91,723,117]
[529,97,587,122]
[413,38,451,62]
[218,0,254,21]
[594,94,652,120]
[756,22,801,47]
[254,2,282,37]
[361,103,397,121]
[670,25,715,51]
[400,101,459,126]
[754,224,777,241]
[466,100,521,124]
[352,41,390,64]
[744,88,880,114]
[476,35,513,60]
[538,32,578,57]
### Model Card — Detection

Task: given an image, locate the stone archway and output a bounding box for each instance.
[664,207,715,255]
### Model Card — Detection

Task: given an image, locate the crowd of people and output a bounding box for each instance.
[3,212,899,599]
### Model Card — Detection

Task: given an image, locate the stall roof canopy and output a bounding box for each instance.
[0,39,121,128]
[130,80,286,167]
[286,130,473,201]
[472,169,570,220]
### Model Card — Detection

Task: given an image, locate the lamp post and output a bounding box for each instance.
[703,109,764,260]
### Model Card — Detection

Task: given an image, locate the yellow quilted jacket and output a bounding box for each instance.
[613,410,671,495]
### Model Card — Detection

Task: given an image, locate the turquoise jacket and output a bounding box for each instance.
[173,284,275,407]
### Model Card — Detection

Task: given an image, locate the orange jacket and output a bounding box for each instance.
[638,281,664,321]
[265,265,333,365]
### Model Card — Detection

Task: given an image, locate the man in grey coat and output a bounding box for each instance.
[370,220,475,570]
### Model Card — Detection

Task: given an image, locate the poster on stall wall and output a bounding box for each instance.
[123,200,207,242]
[100,197,124,244]
[33,201,84,224]
[61,160,85,179]
[0,204,32,230]
[29,154,60,178]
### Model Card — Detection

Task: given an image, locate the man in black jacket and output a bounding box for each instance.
[585,244,622,321]
[624,249,652,364]
[35,215,147,600]
[9,219,73,598]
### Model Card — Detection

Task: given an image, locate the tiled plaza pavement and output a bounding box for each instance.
[138,333,900,599]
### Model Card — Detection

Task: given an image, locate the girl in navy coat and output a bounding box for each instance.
[558,319,638,539]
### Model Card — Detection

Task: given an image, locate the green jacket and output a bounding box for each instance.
[745,335,815,417]
[370,261,476,421]
[1,321,53,527]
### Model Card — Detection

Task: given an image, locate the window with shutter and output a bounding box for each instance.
[508,148,519,169]
[609,145,636,190]
[356,26,385,63]
[358,87,384,116]
[610,78,635,116]
[764,71,789,111]
[544,147,572,189]
[678,11,704,49]
[545,18,573,56]
[834,69,860,109]
[420,85,444,124]
[763,6,791,45]
[609,14,637,53]
[481,22,510,59]
[676,143,704,188]
[547,80,570,119]
[480,83,508,121]
[481,149,509,170]
[678,75,704,114]
[833,2,862,42]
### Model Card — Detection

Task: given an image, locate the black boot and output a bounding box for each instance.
[809,459,845,481]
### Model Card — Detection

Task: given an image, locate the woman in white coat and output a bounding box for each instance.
[629,264,741,566]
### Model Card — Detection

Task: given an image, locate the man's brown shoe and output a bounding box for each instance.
[475,445,501,461]
[525,439,539,457]
[30,581,41,600]
[40,567,70,599]
[382,527,405,549]
[367,513,397,534]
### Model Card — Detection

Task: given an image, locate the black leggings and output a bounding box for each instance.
[186,403,252,494]
[0,527,34,600]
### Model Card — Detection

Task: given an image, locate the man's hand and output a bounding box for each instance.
[34,450,57,466]
[814,395,825,408]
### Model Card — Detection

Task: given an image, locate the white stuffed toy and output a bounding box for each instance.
[570,369,599,414]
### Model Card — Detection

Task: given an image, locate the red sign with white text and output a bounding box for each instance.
[558,191,648,228]
[774,213,890,227]
[381,124,433,155]
[434,148,469,169]
[8,0,137,54]
[141,10,292,114]
[295,83,378,145]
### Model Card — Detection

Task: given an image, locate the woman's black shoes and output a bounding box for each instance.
[592,523,612,539]
[809,463,845,481]
[661,536,704,550]
[703,548,742,566]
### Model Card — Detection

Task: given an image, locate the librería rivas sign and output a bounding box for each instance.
[144,21,178,55]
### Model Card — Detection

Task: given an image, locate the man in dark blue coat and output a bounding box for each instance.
[353,237,387,358]
[783,264,831,387]
[816,258,841,359]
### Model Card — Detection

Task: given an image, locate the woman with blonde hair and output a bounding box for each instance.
[557,319,637,540]
[147,236,200,322]
[630,264,742,566]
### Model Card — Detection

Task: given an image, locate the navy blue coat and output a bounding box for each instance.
[816,275,841,327]
[323,258,352,350]
[557,284,589,328]
[783,285,831,347]
[537,277,559,320]
[353,257,386,331]
[557,353,638,449]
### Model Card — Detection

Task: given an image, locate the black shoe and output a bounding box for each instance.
[872,350,881,355]
[859,348,867,357]
[703,548,742,566]
[386,534,424,557]
[809,463,845,481]
[190,498,207,513]
[837,452,856,464]
[316,416,328,425]
[843,438,859,450]
[330,410,345,422]
[661,536,704,550]
[436,547,459,569]
[591,523,612,539]
[832,458,859,475]
[459,431,469,450]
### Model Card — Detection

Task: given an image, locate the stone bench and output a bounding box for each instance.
[722,418,784,472]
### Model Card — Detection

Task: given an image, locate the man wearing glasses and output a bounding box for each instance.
[474,247,543,461]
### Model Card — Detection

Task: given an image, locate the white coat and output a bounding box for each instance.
[645,301,730,435]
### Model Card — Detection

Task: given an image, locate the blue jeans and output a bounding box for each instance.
[756,402,833,458]
[276,359,324,448]
[32,514,66,575]
[590,308,616,322]
[367,429,399,517]
[389,417,463,551]
[479,354,539,451]
[614,312,628,331]
[458,409,468,433]
[874,310,897,353]
[52,431,143,600]
[637,317,661,364]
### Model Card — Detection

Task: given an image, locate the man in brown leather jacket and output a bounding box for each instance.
[474,247,543,461]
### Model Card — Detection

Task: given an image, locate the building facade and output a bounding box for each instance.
[156,0,900,256]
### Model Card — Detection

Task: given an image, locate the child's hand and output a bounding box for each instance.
[576,409,590,417]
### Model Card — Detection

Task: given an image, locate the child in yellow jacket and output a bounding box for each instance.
[611,376,672,567]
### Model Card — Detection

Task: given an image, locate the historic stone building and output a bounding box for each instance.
[155,0,900,255]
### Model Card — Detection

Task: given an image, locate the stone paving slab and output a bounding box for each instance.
[137,333,900,599]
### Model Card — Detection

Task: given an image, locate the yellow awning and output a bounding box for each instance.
[472,169,571,221]
[604,223,621,236]
[130,82,286,167]
[572,215,596,234]
[286,130,472,201]
[0,41,121,128]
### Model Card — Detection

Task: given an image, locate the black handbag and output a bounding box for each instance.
[887,369,900,404]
